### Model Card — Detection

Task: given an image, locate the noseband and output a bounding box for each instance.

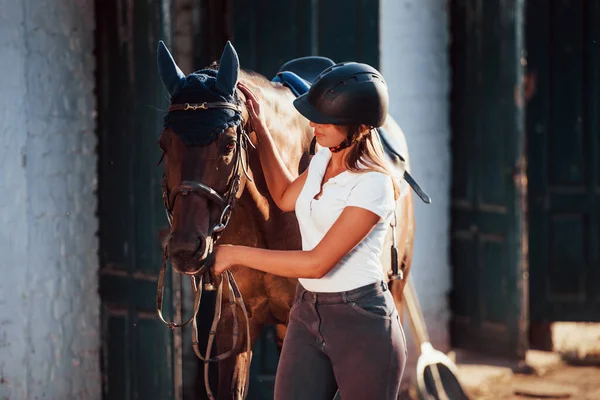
[156,96,253,399]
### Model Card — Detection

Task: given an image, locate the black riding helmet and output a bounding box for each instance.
[293,62,389,128]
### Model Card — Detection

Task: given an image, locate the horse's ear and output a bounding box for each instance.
[215,41,239,96]
[157,40,186,97]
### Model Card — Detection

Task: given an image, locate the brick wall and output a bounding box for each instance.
[0,1,100,398]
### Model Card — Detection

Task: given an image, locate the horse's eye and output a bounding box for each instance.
[225,140,237,152]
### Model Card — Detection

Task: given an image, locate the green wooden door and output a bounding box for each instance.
[96,1,176,398]
[449,0,528,358]
[230,0,379,79]
[526,0,600,323]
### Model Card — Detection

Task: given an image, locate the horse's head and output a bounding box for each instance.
[157,41,251,274]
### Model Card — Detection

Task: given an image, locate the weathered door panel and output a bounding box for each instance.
[231,0,379,77]
[96,0,175,398]
[527,0,600,323]
[450,0,527,358]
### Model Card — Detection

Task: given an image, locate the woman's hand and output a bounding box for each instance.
[238,82,267,135]
[212,244,238,275]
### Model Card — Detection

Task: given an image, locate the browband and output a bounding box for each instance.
[168,102,241,113]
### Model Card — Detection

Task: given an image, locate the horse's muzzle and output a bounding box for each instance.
[168,233,210,274]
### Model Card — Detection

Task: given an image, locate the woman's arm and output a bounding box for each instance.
[255,122,308,212]
[239,83,307,212]
[213,205,381,277]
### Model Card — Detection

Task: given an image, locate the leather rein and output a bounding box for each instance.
[156,98,253,399]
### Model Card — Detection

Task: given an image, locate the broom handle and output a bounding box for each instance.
[403,276,431,346]
[404,278,454,400]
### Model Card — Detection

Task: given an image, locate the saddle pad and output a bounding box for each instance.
[272,71,311,97]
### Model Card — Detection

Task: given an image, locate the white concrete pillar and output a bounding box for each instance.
[380,0,452,386]
[0,1,100,398]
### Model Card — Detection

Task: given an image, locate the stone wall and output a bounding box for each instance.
[0,1,100,398]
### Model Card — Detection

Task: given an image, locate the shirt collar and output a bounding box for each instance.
[318,148,361,186]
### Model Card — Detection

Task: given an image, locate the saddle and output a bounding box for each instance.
[272,57,431,205]
[273,55,336,88]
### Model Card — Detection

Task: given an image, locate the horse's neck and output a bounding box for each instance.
[247,77,313,181]
[236,77,312,242]
[263,83,311,154]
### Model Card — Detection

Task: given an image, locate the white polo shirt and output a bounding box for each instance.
[295,148,396,292]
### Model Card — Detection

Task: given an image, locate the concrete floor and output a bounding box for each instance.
[457,350,600,399]
[402,323,600,399]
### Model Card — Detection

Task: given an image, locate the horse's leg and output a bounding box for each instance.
[262,274,296,354]
[274,324,287,353]
[214,268,271,400]
[215,317,265,400]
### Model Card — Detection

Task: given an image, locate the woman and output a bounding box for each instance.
[214,62,407,400]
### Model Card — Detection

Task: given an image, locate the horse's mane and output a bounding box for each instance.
[196,62,312,174]
[240,69,271,85]
[202,62,274,85]
[201,61,288,95]
[240,69,310,150]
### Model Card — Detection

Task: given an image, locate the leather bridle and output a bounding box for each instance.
[155,96,253,399]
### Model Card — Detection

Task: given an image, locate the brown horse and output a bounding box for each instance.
[156,41,416,399]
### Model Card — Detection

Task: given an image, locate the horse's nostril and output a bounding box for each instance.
[168,233,206,261]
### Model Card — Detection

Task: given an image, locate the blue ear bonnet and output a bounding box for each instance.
[158,40,242,146]
[163,69,243,146]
